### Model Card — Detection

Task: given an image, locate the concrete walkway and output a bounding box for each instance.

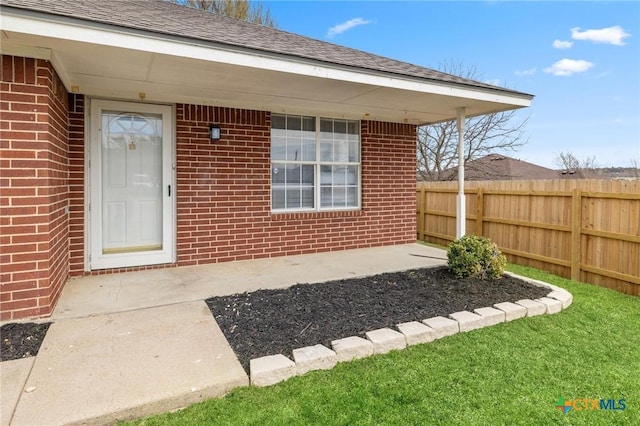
[1,243,447,425]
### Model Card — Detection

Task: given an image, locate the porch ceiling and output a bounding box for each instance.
[1,11,532,125]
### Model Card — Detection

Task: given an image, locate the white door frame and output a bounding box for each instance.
[87,99,175,270]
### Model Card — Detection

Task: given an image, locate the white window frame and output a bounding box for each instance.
[271,114,361,213]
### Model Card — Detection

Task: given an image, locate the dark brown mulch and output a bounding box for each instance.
[206,266,550,371]
[1,322,52,362]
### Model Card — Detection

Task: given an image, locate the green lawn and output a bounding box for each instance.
[125,265,640,426]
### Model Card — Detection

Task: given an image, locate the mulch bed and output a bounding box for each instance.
[1,267,551,367]
[206,266,550,371]
[1,322,52,362]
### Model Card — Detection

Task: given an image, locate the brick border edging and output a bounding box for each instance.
[248,273,573,387]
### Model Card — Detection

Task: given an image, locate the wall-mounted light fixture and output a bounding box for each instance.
[209,124,221,141]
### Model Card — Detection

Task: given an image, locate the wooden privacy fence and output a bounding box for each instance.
[416,179,640,296]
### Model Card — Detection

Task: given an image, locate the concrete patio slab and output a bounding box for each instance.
[0,358,34,426]
[52,243,447,319]
[250,354,296,387]
[365,328,407,354]
[396,321,436,345]
[422,316,459,339]
[292,344,337,375]
[10,301,248,426]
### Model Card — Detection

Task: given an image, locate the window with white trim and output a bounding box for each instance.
[271,114,361,212]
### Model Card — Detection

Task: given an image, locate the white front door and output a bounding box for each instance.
[89,100,174,270]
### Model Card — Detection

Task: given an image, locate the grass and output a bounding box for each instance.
[124,264,640,426]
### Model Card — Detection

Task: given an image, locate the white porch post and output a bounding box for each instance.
[456,107,466,239]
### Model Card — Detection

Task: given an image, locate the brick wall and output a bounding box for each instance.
[68,94,85,276]
[0,55,70,321]
[175,104,417,265]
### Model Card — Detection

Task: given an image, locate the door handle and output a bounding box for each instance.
[168,185,171,197]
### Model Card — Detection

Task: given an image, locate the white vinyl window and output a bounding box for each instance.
[271,114,360,212]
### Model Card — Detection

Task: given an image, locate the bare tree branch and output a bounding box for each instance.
[554,152,597,171]
[417,63,529,181]
[171,0,276,27]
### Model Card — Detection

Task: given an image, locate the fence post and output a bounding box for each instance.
[571,188,582,281]
[476,188,484,236]
[418,186,426,241]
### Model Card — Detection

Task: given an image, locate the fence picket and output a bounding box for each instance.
[417,179,640,296]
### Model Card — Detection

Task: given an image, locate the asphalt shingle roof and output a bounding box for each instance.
[437,154,592,181]
[435,154,558,181]
[1,0,531,98]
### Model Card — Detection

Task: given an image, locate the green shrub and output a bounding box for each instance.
[447,235,507,280]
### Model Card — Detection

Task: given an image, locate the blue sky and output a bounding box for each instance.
[265,1,640,169]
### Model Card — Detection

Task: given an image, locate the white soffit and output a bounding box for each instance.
[0,11,532,124]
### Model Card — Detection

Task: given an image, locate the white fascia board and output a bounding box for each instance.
[1,11,532,108]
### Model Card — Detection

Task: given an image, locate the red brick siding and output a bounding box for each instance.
[68,94,85,276]
[0,56,70,321]
[175,105,271,264]
[41,60,70,317]
[175,105,416,265]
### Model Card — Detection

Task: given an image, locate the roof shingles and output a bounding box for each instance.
[440,154,561,181]
[1,0,531,97]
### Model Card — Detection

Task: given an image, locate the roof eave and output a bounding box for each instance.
[0,4,533,124]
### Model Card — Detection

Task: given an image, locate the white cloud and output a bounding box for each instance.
[570,26,630,46]
[326,18,372,38]
[552,40,573,49]
[544,59,594,76]
[515,68,536,76]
